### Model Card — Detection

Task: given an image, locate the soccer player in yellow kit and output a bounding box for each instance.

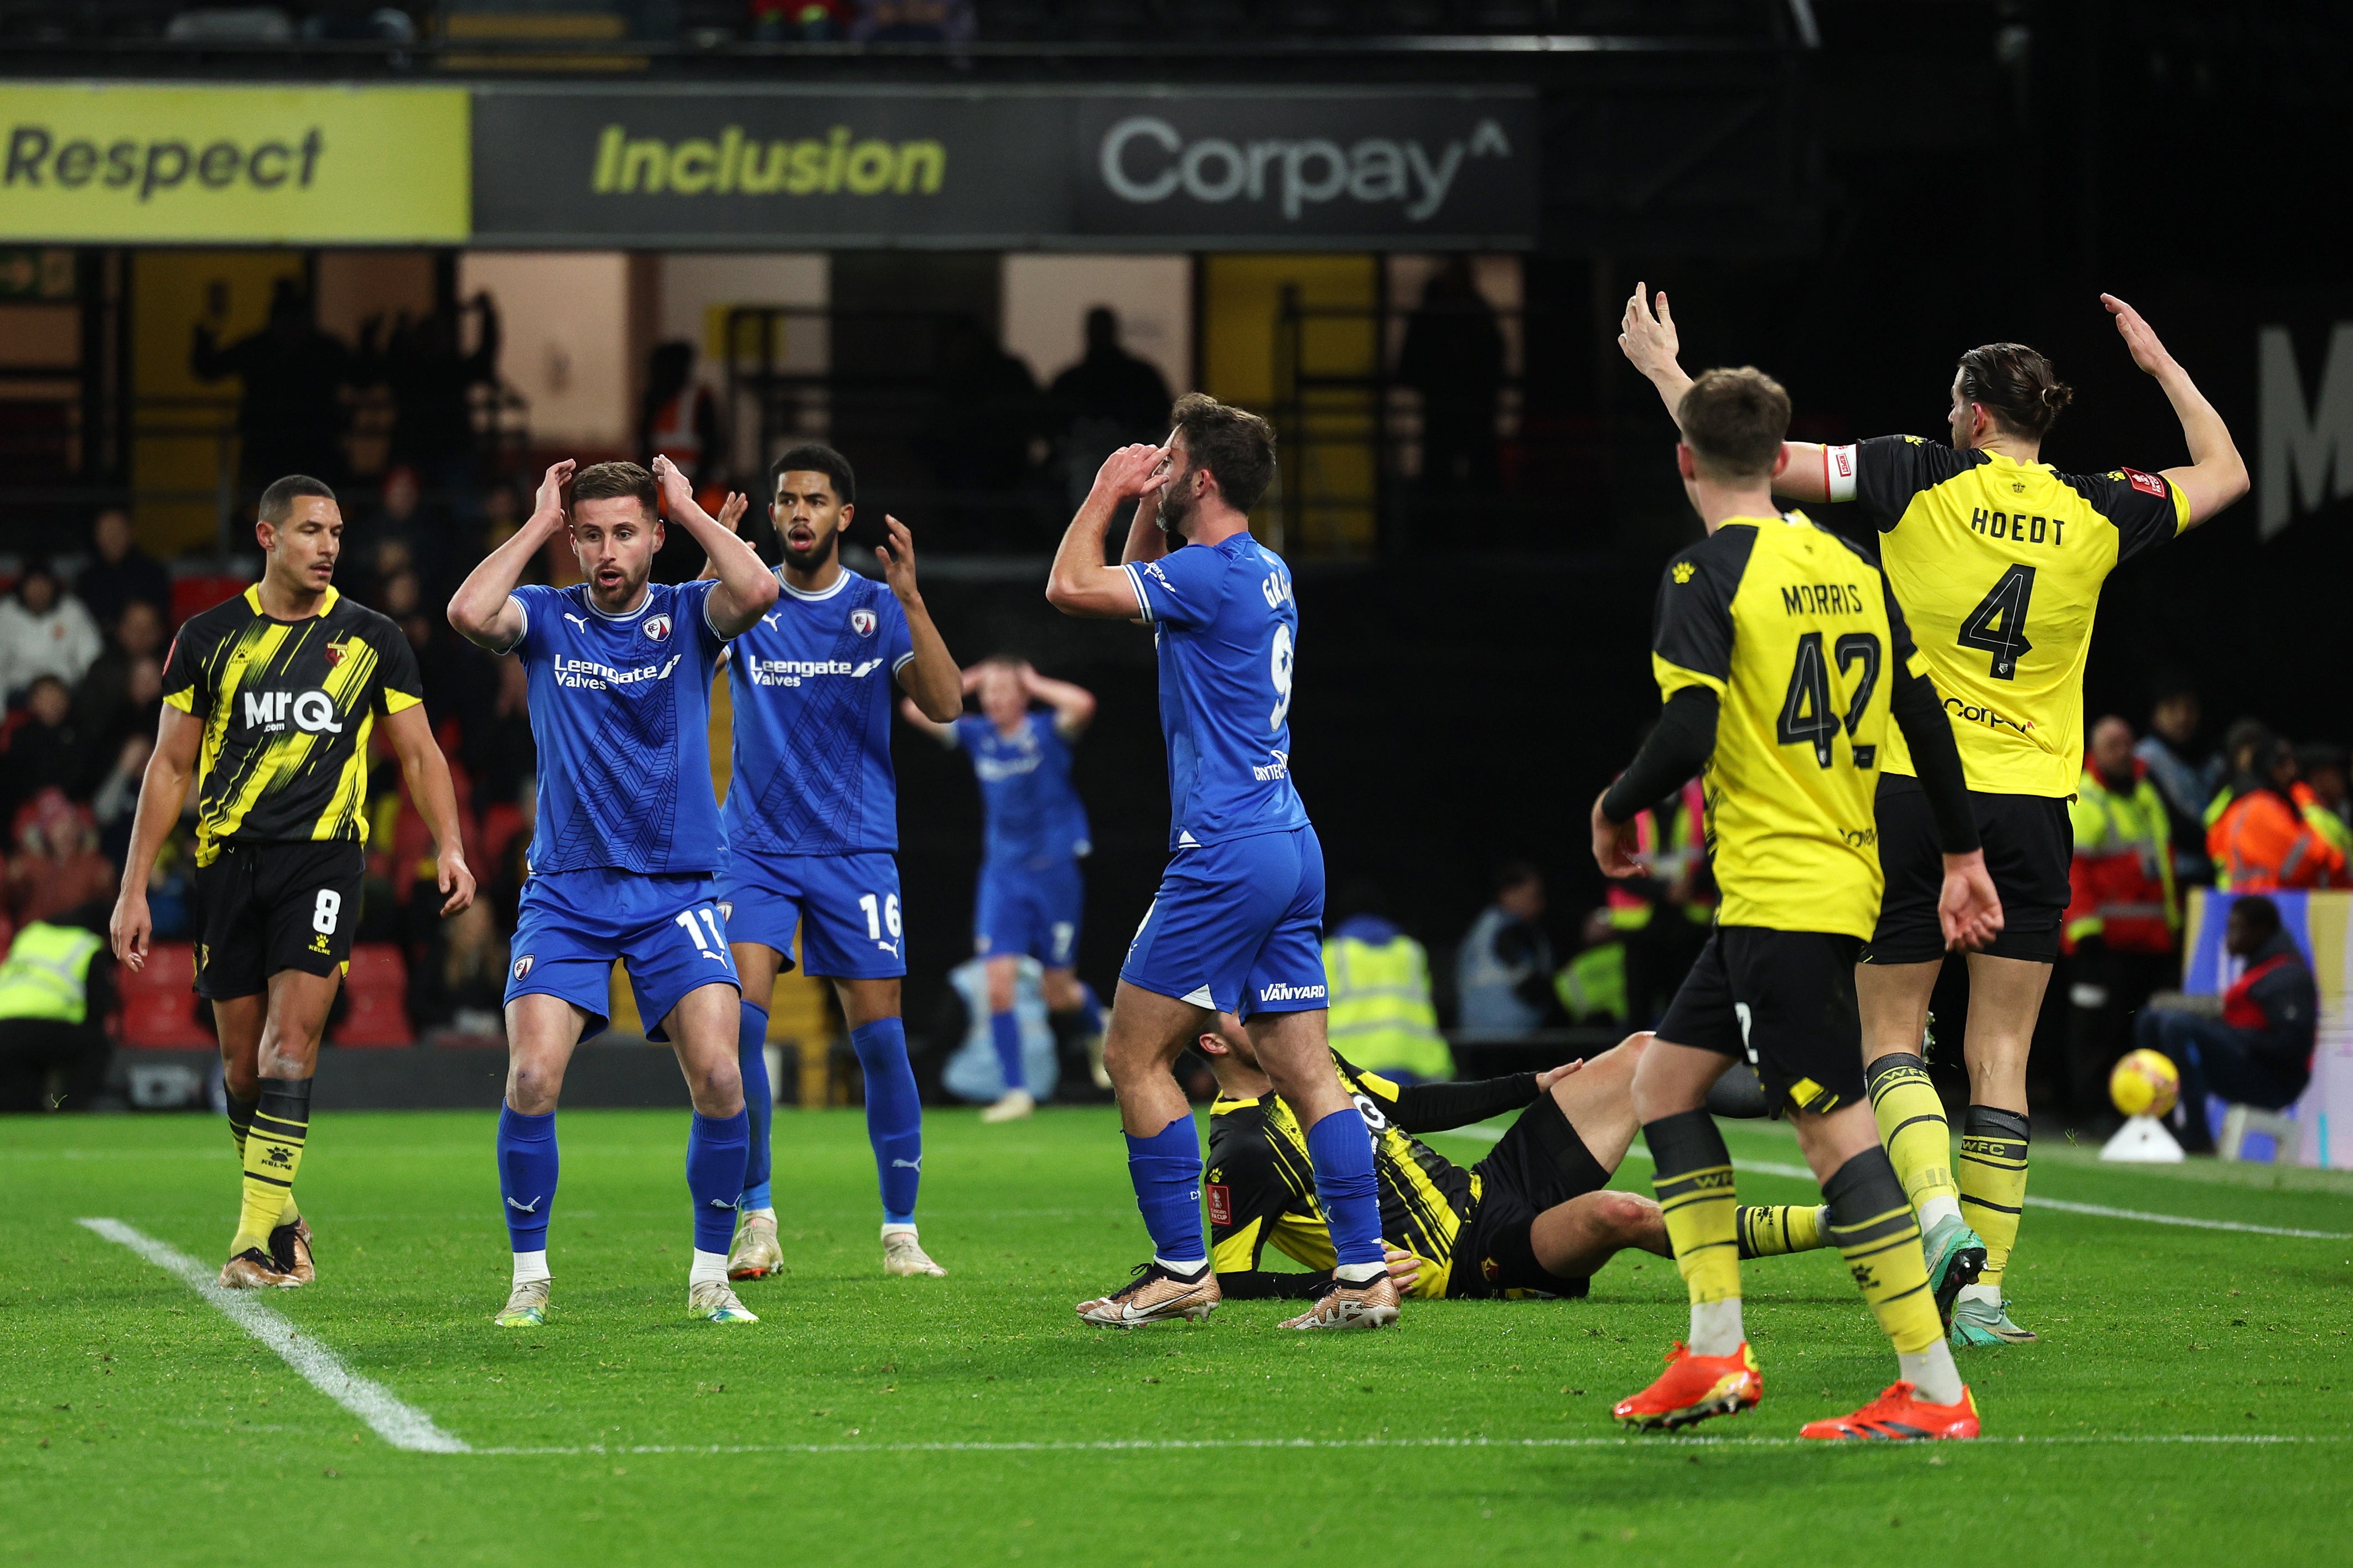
[1622,288,2247,1346]
[1593,367,2002,1439]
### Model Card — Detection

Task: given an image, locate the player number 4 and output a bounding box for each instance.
[1957,563,2036,681]
[858,892,903,941]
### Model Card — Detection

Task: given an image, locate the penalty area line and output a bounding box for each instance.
[464,1433,2353,1458]
[76,1217,470,1455]
[1424,1130,2351,1240]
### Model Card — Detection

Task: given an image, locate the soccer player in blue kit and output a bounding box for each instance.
[447,455,779,1328]
[901,657,1108,1123]
[708,444,966,1284]
[1045,393,1397,1330]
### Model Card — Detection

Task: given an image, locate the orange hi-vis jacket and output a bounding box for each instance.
[2210,783,2349,892]
[2065,758,2176,954]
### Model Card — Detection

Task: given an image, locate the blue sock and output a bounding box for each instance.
[1079,983,1105,1036]
[1123,1115,1205,1267]
[851,1018,921,1226]
[1304,1107,1383,1269]
[496,1105,558,1254]
[686,1108,750,1255]
[988,1009,1026,1093]
[738,1000,773,1211]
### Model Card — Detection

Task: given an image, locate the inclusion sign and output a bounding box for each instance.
[470,85,1536,250]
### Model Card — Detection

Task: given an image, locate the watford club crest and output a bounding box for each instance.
[850,609,877,637]
[323,640,346,667]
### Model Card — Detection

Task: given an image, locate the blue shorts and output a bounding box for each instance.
[975,857,1084,969]
[506,868,740,1042]
[717,848,906,980]
[1121,826,1327,1017]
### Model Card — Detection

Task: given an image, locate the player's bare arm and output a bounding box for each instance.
[2102,293,2249,527]
[898,694,957,744]
[108,703,203,972]
[381,704,478,917]
[877,515,963,722]
[1619,284,1836,504]
[449,458,574,652]
[653,455,776,635]
[1046,443,1172,619]
[1021,663,1097,738]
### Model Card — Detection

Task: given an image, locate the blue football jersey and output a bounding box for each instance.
[1122,534,1312,850]
[951,710,1091,865]
[509,578,732,876]
[722,567,915,855]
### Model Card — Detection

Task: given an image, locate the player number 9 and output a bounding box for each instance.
[312,889,340,935]
[1268,624,1294,731]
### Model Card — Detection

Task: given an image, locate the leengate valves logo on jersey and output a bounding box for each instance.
[554,654,682,691]
[745,656,885,688]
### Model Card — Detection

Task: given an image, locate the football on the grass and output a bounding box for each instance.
[2111,1048,2181,1118]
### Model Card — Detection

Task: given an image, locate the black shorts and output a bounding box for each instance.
[1447,1094,1610,1300]
[1655,925,1865,1114]
[192,840,364,1000]
[1865,773,2071,965]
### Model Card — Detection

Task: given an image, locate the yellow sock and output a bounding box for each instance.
[231,1078,310,1255]
[1866,1053,1958,1212]
[1645,1110,1742,1307]
[225,1094,297,1226]
[1958,1105,2030,1292]
[1823,1148,1943,1355]
[1735,1203,1826,1257]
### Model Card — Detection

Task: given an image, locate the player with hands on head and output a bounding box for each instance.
[702,443,965,1284]
[113,473,474,1291]
[1594,365,1999,1441]
[1048,393,1399,1332]
[902,656,1105,1121]
[1621,282,2246,1347]
[447,453,777,1328]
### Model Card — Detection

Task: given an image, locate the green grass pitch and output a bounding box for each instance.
[4,1105,2350,1566]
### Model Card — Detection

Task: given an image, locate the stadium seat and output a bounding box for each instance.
[172,573,253,625]
[119,942,214,1048]
[331,944,415,1047]
[2217,1102,2301,1163]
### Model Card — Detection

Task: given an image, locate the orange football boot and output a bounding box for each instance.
[1799,1380,1979,1441]
[1612,1341,1763,1431]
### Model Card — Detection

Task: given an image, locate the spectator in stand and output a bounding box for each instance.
[1320,879,1452,1083]
[928,315,1044,548]
[190,277,353,492]
[2,678,91,815]
[2062,716,2179,1130]
[1050,307,1173,511]
[2292,742,2351,861]
[431,896,509,1036]
[0,900,115,1114]
[753,0,850,42]
[850,0,974,43]
[1553,906,1629,1026]
[6,791,115,928]
[74,508,173,631]
[360,293,500,481]
[1397,257,1506,504]
[2137,895,2316,1154]
[90,732,150,867]
[0,561,102,704]
[1454,861,1554,1035]
[2209,731,2347,891]
[72,599,168,749]
[639,341,725,495]
[2136,683,2221,888]
[463,653,537,817]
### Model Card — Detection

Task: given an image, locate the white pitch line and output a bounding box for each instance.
[1425,1129,2353,1240]
[76,1217,470,1454]
[465,1432,2352,1458]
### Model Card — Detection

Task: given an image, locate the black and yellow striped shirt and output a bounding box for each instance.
[160,585,424,866]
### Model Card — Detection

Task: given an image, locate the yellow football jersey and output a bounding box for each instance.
[1827,437,2188,798]
[1651,513,1924,941]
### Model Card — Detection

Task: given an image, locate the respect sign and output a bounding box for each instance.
[0,84,468,243]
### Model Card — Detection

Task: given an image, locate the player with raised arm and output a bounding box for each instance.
[1621,286,2248,1347]
[1594,367,2003,1440]
[112,474,476,1289]
[1045,392,1395,1331]
[446,456,778,1327]
[706,444,965,1285]
[901,657,1107,1123]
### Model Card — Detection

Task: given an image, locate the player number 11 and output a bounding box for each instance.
[673,907,727,952]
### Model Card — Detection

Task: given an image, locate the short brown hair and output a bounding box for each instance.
[1676,367,1790,480]
[259,474,335,525]
[1957,342,2074,439]
[1170,392,1278,513]
[571,460,657,516]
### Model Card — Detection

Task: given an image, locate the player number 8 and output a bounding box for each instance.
[312,889,340,935]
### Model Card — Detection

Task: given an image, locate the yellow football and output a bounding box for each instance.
[2110,1047,2181,1119]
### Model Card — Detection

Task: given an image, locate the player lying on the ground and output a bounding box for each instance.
[447,455,778,1327]
[111,473,475,1291]
[901,656,1107,1122]
[1620,284,2246,1349]
[1197,1027,1826,1302]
